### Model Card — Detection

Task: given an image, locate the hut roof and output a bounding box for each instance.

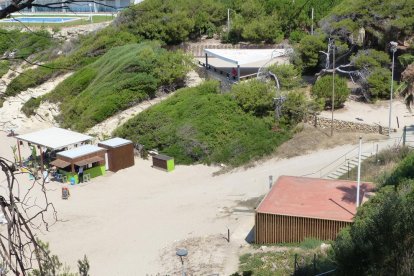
[256,176,375,222]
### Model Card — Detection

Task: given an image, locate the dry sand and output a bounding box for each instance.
[320,99,413,132]
[0,72,72,133]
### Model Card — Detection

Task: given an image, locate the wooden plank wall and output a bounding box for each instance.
[255,212,351,244]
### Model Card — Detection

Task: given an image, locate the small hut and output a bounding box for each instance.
[98,137,134,172]
[152,154,174,172]
[255,176,375,244]
[51,145,106,184]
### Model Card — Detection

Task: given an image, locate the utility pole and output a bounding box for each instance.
[356,137,362,207]
[331,40,335,137]
[227,9,230,32]
[388,41,398,136]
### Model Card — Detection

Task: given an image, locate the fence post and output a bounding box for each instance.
[403,126,406,146]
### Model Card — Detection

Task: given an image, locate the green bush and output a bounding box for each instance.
[21,97,42,117]
[232,80,274,117]
[0,29,54,59]
[281,90,310,125]
[0,60,9,78]
[311,75,349,109]
[334,183,414,275]
[267,64,303,90]
[114,81,291,166]
[296,34,326,72]
[352,49,390,70]
[366,67,393,99]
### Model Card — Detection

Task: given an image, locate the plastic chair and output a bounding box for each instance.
[83,173,91,182]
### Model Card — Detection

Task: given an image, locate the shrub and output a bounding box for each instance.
[267,64,303,90]
[114,81,291,166]
[296,34,326,72]
[281,90,309,125]
[21,97,42,117]
[311,75,349,109]
[0,60,9,78]
[232,80,274,117]
[366,67,393,99]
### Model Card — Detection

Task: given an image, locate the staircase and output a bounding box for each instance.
[324,153,372,179]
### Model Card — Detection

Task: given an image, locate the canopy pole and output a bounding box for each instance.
[205,53,208,68]
[237,64,240,81]
[39,146,44,175]
[17,140,22,167]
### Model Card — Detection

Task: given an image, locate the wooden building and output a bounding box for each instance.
[98,138,134,172]
[255,176,375,244]
[51,145,106,184]
[152,154,175,172]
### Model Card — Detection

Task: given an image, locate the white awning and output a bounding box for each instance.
[204,49,286,66]
[57,145,106,159]
[16,127,93,150]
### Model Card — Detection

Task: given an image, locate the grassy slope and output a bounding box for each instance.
[39,42,189,131]
[114,81,291,166]
[0,60,9,78]
[6,26,138,97]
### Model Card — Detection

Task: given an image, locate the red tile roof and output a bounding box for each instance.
[256,176,375,222]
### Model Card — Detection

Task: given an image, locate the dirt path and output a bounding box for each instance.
[87,70,203,138]
[0,62,34,95]
[0,72,72,133]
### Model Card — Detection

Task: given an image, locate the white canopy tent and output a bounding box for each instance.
[204,48,286,80]
[15,127,93,170]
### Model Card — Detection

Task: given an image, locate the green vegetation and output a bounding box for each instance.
[325,0,414,47]
[0,60,9,78]
[30,240,89,276]
[234,241,334,275]
[334,149,414,275]
[114,81,291,166]
[339,146,411,182]
[233,80,274,117]
[7,26,138,97]
[120,0,226,44]
[311,75,349,108]
[268,64,303,90]
[295,34,326,72]
[0,29,54,59]
[119,0,343,45]
[21,97,42,117]
[38,42,190,132]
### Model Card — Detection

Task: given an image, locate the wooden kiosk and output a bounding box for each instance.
[98,137,134,172]
[51,145,107,184]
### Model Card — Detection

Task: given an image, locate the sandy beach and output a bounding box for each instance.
[0,92,413,274]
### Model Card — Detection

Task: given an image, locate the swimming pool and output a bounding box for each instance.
[1,17,81,23]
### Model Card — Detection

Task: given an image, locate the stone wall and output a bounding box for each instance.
[306,115,394,135]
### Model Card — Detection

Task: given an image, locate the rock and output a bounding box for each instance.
[320,243,331,251]
[260,245,267,251]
